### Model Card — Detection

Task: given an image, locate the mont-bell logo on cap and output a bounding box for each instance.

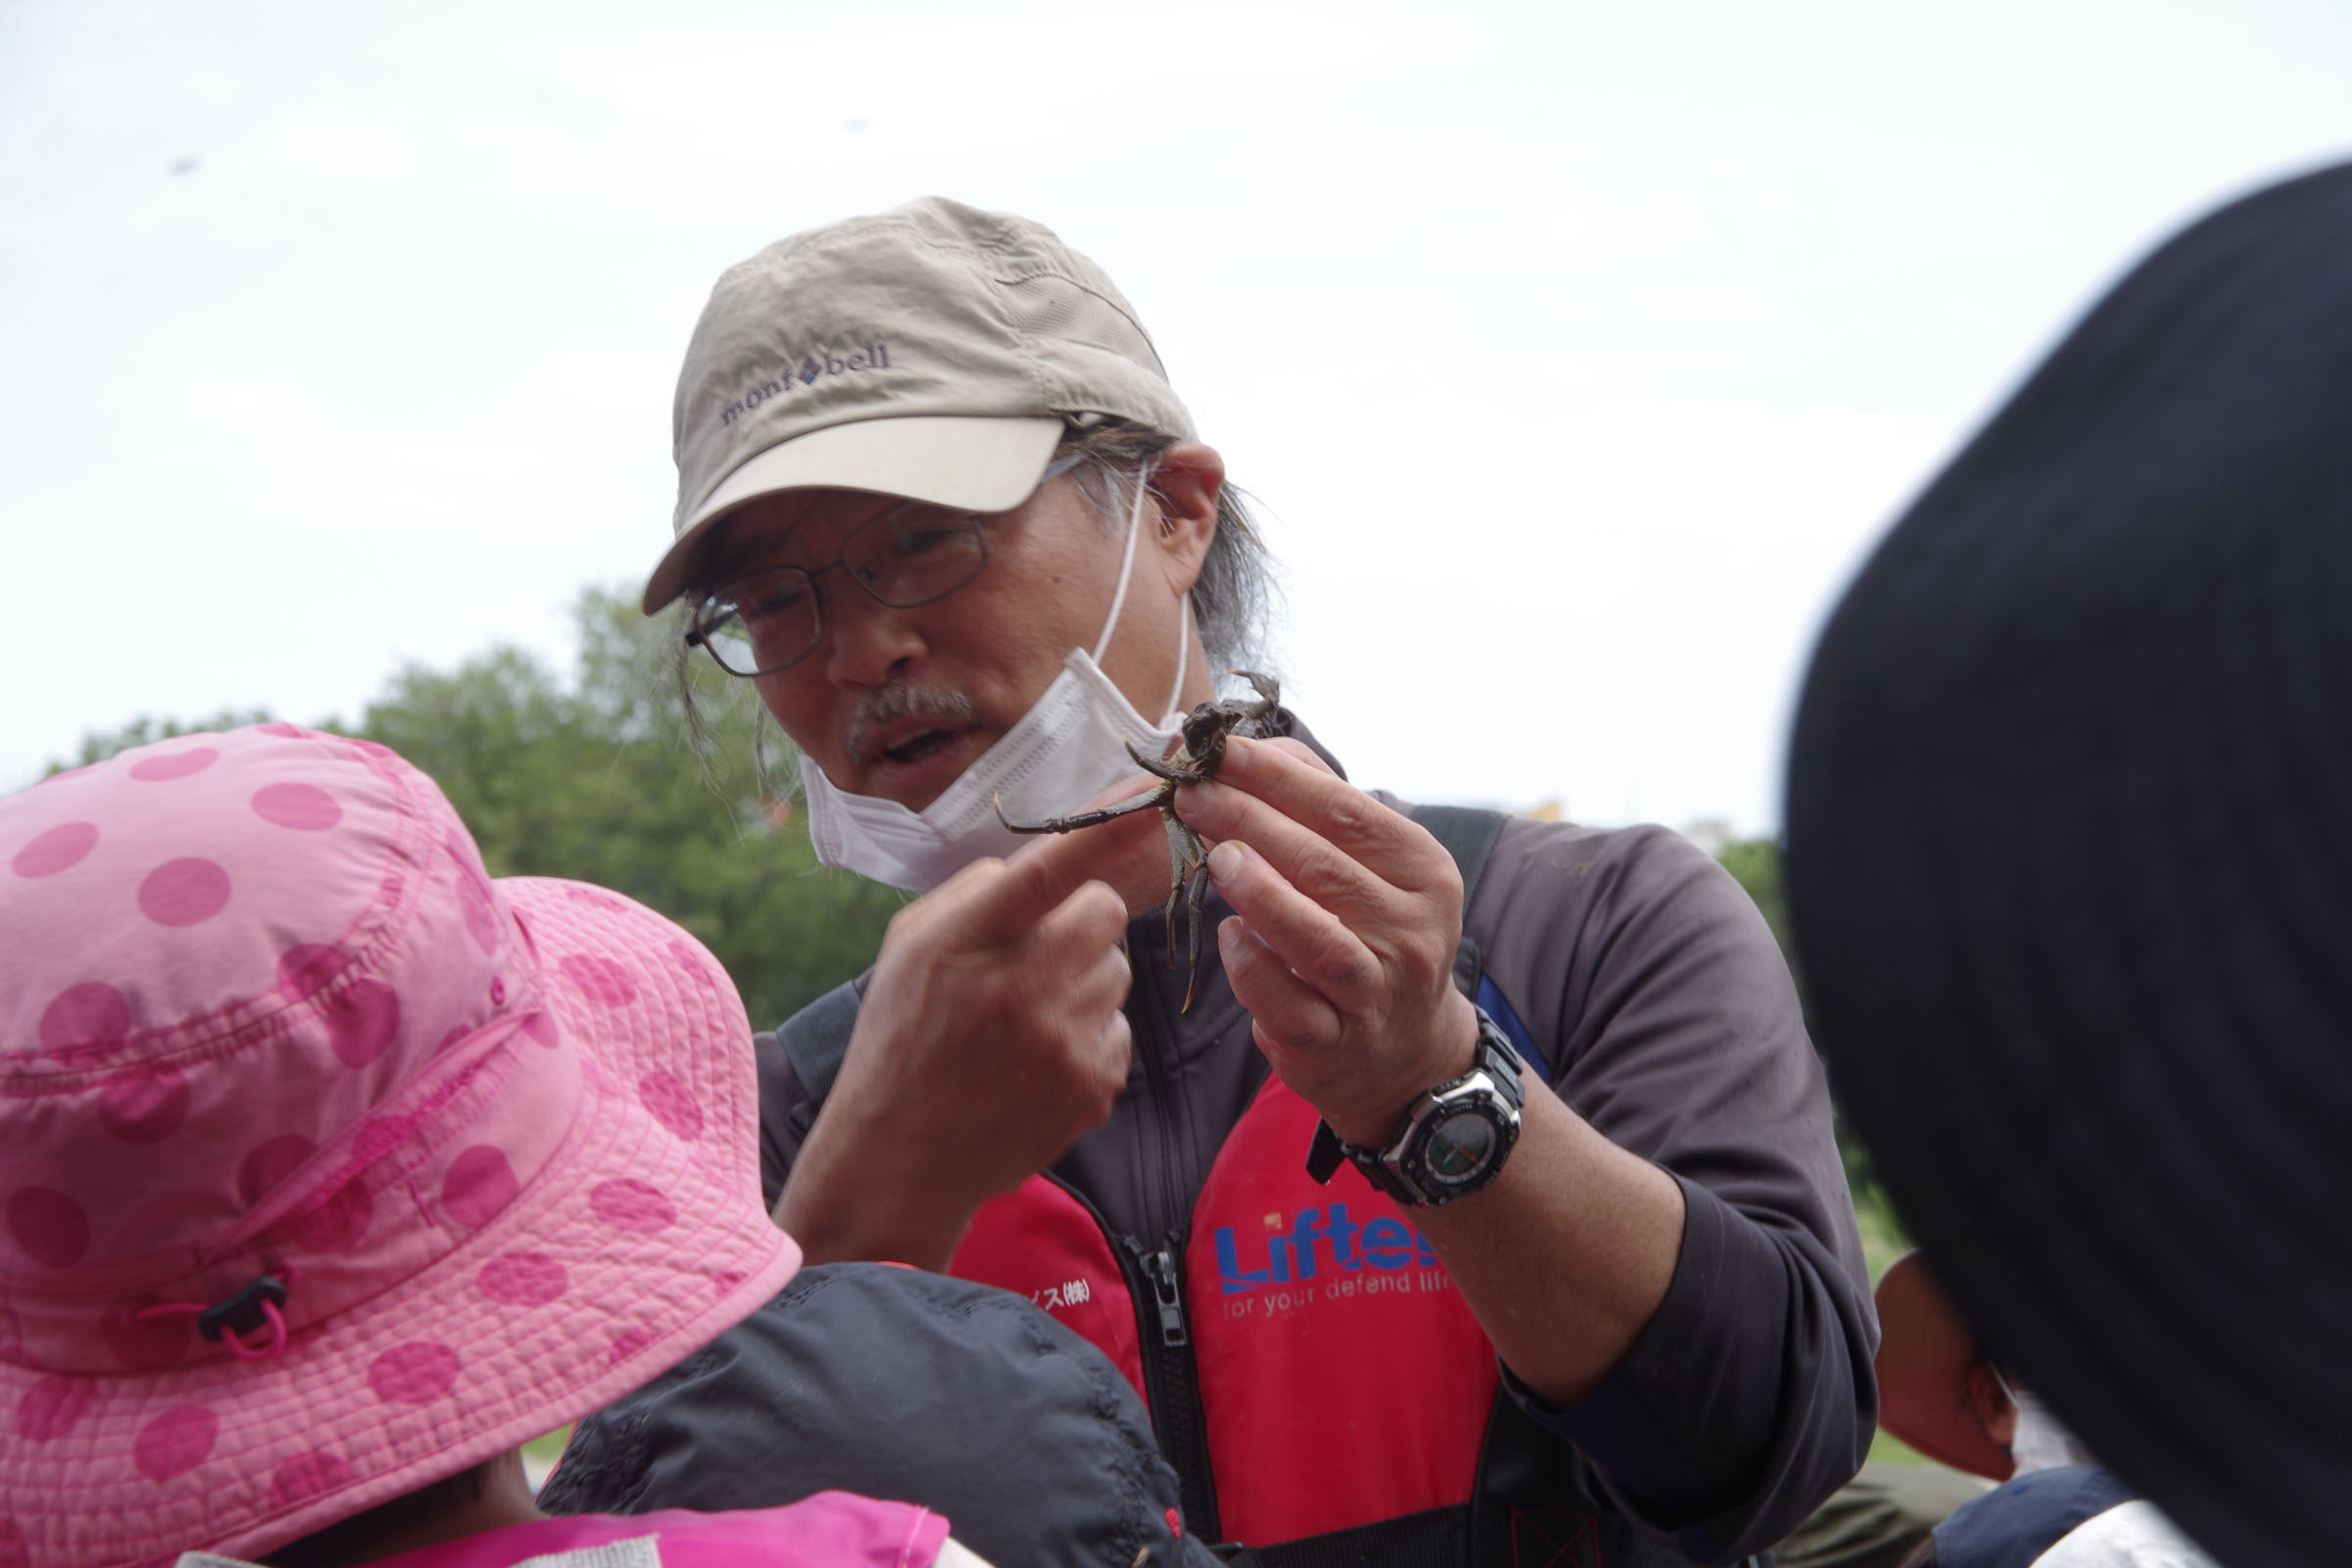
[721,341,891,425]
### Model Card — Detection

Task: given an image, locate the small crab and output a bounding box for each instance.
[996,671,1282,1011]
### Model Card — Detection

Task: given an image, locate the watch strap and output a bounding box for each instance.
[1304,1006,1526,1200]
[1305,1118,1351,1186]
[1307,1117,1421,1203]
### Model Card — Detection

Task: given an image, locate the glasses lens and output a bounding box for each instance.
[698,567,818,674]
[844,503,986,607]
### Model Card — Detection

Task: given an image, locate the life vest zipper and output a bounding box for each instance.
[1110,912,1225,1538]
[1031,1164,1220,1541]
[1120,1231,1220,1543]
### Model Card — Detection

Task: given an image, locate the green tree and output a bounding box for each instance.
[62,709,273,768]
[357,588,904,1027]
[1714,836,1788,956]
[50,590,902,1029]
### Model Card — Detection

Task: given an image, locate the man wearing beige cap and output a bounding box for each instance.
[631,198,1874,1568]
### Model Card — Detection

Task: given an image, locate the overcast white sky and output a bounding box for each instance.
[6,0,2351,832]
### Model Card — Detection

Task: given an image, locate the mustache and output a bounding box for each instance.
[846,681,979,764]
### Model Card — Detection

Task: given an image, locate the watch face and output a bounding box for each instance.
[1422,1106,1499,1186]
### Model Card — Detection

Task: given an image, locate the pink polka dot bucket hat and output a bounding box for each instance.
[0,725,801,1566]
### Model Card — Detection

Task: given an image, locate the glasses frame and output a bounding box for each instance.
[685,455,1085,680]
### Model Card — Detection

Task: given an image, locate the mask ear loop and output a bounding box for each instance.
[1088,462,1152,662]
[1086,460,1193,731]
[1161,597,1194,726]
[1986,1364,2022,1455]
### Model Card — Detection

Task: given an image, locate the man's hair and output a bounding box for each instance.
[1051,417,1277,674]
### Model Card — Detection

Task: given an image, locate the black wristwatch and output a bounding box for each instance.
[1306,1005,1526,1206]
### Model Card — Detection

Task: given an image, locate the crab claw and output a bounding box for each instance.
[1127,738,1189,785]
[1222,668,1280,698]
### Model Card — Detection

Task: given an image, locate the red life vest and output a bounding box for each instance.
[950,1070,1496,1547]
[764,806,1706,1567]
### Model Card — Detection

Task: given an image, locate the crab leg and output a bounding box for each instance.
[1180,838,1214,1012]
[993,790,1162,835]
[1159,808,1190,956]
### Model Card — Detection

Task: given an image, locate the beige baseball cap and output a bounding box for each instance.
[644,196,1198,613]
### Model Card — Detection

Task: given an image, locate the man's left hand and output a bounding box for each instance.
[1174,736,1481,1147]
[1180,735,1689,1419]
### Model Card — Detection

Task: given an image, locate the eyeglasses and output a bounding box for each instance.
[686,500,986,677]
[688,457,1083,678]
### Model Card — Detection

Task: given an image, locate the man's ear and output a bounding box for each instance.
[1964,1360,2018,1449]
[1148,441,1225,594]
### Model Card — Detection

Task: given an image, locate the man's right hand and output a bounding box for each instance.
[772,806,1159,1271]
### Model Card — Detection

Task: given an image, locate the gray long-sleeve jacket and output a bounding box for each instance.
[761,714,1878,1564]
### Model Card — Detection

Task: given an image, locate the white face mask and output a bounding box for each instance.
[799,469,1192,892]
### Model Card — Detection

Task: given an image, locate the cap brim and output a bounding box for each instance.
[1874,1252,2014,1482]
[642,415,1065,613]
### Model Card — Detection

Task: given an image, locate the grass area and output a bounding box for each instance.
[1853,1185,1911,1291]
[522,1426,571,1464]
[1869,1426,1932,1466]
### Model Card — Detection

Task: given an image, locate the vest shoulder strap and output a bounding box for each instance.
[777,979,862,1140]
[1409,803,1507,907]
[753,979,862,1208]
[1407,804,1506,1000]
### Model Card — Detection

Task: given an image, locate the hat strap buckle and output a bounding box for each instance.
[132,1269,295,1361]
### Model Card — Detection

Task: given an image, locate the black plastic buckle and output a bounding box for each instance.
[1305,1119,1349,1185]
[197,1275,287,1343]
